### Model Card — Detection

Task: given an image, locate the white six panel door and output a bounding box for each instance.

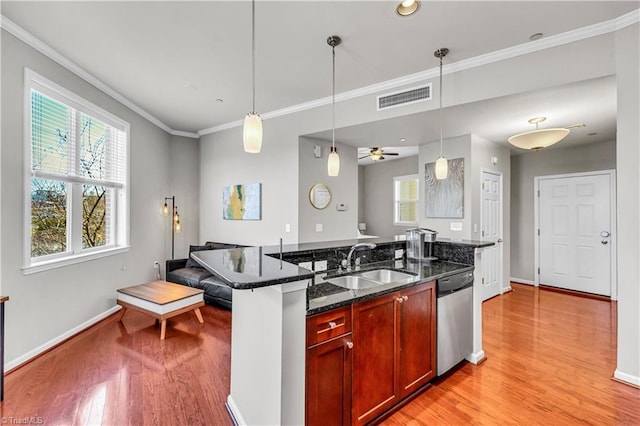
[539,174,611,296]
[481,171,502,301]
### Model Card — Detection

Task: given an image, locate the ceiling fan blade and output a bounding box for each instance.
[385,152,399,156]
[359,155,370,159]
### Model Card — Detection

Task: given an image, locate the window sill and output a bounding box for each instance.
[22,246,130,275]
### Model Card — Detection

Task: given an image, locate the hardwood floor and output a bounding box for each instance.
[2,283,639,425]
[383,284,639,425]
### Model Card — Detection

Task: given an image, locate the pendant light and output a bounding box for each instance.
[327,35,341,177]
[243,0,262,153]
[434,48,449,180]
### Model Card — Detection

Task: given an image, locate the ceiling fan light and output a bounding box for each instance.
[508,128,569,150]
[435,156,448,180]
[243,112,263,153]
[328,146,340,176]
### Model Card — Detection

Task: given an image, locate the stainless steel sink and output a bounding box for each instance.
[356,269,415,284]
[326,275,384,290]
[326,269,417,290]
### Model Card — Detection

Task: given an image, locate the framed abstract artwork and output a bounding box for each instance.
[223,183,262,220]
[425,158,464,218]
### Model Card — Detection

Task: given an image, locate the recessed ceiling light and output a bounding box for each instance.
[588,132,598,136]
[396,0,420,16]
[216,98,224,103]
[529,33,544,41]
[399,138,406,142]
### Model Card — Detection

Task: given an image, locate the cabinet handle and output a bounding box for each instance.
[329,321,337,329]
[346,341,354,349]
[403,295,409,301]
[396,297,404,304]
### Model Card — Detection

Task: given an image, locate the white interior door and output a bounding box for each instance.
[538,173,612,296]
[480,171,503,301]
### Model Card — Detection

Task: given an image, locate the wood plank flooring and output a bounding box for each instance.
[2,283,639,425]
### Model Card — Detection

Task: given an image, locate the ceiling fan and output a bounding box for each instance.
[359,147,400,161]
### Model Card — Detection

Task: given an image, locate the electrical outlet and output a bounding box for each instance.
[315,224,323,232]
[395,249,404,259]
[153,261,159,268]
[298,261,313,270]
[314,260,328,272]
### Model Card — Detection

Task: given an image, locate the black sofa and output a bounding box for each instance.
[166,242,244,310]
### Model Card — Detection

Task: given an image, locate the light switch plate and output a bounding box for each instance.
[450,222,463,231]
[314,260,328,272]
[395,249,404,259]
[315,224,323,232]
[285,223,291,232]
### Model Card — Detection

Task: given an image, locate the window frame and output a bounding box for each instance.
[393,174,419,226]
[23,69,130,274]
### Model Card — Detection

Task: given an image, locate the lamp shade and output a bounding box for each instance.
[328,146,340,177]
[243,113,263,153]
[435,156,448,180]
[508,128,569,150]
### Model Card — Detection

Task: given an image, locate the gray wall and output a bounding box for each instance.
[0,30,198,366]
[361,155,418,237]
[168,135,200,259]
[614,23,640,385]
[298,137,358,243]
[510,139,616,281]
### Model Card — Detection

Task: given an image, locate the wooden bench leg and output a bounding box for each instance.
[160,319,167,340]
[194,308,204,324]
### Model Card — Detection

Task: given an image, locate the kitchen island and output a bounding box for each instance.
[192,237,492,425]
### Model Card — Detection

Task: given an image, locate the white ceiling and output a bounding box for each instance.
[2,1,637,158]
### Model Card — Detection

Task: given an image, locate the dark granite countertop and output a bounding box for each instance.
[192,247,314,289]
[307,259,474,316]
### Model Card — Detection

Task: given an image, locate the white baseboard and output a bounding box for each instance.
[614,369,640,387]
[510,277,536,285]
[226,395,246,426]
[467,350,485,365]
[5,305,122,372]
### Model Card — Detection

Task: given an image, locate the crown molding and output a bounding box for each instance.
[3,8,637,139]
[0,15,197,139]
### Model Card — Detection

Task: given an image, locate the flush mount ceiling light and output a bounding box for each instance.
[243,0,262,153]
[508,117,572,150]
[434,47,449,180]
[396,0,420,16]
[327,35,342,177]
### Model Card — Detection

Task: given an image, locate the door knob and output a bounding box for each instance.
[346,341,354,349]
[602,240,609,245]
[600,231,610,238]
[497,239,503,243]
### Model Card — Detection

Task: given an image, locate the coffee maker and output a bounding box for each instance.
[405,228,438,262]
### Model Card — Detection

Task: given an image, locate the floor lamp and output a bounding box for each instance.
[163,196,181,259]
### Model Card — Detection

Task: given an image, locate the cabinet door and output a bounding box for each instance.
[352,292,399,426]
[306,335,352,426]
[398,281,436,399]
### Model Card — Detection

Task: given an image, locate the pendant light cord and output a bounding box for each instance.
[332,44,336,149]
[439,55,443,158]
[251,0,256,114]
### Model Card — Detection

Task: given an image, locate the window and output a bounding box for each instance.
[24,70,129,273]
[394,174,419,225]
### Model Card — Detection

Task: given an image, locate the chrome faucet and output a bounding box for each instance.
[345,242,377,271]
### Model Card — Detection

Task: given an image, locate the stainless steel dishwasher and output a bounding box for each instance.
[437,270,474,376]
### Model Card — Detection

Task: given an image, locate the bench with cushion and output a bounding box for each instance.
[166,242,243,310]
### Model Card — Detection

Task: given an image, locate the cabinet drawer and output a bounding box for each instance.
[307,306,352,347]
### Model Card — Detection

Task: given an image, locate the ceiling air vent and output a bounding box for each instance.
[377,84,432,111]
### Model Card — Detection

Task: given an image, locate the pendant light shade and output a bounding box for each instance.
[327,35,342,177]
[434,48,449,180]
[243,113,263,153]
[435,156,448,179]
[243,0,262,153]
[508,117,570,150]
[328,146,340,176]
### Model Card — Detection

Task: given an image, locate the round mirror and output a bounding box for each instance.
[309,183,331,209]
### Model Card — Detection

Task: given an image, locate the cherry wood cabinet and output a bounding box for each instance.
[306,307,353,426]
[352,281,436,425]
